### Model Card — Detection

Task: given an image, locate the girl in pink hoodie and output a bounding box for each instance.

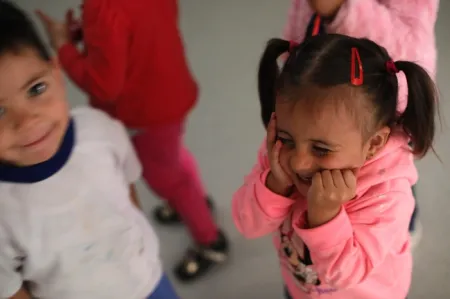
[233,34,437,299]
[281,0,439,247]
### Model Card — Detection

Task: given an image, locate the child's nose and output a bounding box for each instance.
[290,150,314,173]
[11,108,34,129]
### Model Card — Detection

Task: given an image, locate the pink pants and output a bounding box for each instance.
[132,121,219,245]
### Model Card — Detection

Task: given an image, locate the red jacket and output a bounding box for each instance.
[59,0,198,127]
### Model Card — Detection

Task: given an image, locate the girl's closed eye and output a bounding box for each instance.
[27,82,47,98]
[312,145,331,157]
[277,136,295,147]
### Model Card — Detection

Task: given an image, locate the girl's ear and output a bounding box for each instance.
[365,126,390,160]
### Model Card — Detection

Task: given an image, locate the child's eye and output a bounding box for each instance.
[28,82,47,97]
[277,136,294,147]
[312,146,330,157]
[0,107,5,118]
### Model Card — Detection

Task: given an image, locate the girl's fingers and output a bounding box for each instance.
[271,141,292,185]
[342,169,357,190]
[67,9,73,20]
[331,169,346,190]
[320,170,333,189]
[35,10,52,25]
[66,9,75,24]
[272,140,282,164]
[311,172,323,191]
[266,112,277,149]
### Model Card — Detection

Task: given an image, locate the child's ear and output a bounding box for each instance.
[366,126,390,160]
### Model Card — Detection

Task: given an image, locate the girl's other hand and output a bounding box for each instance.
[36,10,70,50]
[66,8,83,43]
[266,113,294,196]
[307,169,356,227]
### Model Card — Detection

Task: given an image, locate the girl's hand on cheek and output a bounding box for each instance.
[307,169,356,228]
[266,113,294,196]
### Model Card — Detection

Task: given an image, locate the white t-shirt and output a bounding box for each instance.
[0,107,162,299]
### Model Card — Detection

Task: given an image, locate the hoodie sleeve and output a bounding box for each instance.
[283,0,309,42]
[58,0,129,103]
[232,142,295,238]
[293,188,414,289]
[326,0,438,58]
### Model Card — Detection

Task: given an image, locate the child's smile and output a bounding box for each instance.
[17,121,59,155]
[297,174,313,185]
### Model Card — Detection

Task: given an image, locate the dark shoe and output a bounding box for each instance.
[174,230,229,282]
[153,197,214,225]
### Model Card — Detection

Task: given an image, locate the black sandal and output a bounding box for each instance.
[153,197,214,225]
[174,230,229,282]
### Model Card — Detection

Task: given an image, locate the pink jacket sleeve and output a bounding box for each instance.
[232,142,295,238]
[293,189,413,288]
[327,0,438,61]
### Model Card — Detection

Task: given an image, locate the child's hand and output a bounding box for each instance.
[265,113,293,196]
[308,0,345,17]
[66,8,83,43]
[307,169,356,228]
[36,10,70,50]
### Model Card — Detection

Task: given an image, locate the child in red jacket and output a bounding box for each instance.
[37,0,228,282]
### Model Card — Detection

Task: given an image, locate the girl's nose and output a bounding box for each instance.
[10,106,35,130]
[290,150,314,173]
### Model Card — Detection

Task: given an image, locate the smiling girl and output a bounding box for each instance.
[233,34,437,299]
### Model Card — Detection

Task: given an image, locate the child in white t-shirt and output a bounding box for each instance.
[0,2,178,298]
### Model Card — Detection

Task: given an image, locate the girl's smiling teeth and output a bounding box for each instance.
[297,174,313,184]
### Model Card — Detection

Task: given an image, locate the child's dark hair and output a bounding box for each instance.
[258,34,437,157]
[0,0,51,61]
[259,14,325,128]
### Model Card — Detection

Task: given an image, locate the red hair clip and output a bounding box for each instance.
[351,47,364,86]
[311,15,321,36]
[386,60,399,74]
[289,41,298,52]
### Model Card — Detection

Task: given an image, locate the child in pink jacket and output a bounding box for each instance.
[233,34,438,298]
[281,0,439,247]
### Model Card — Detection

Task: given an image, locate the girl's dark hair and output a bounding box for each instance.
[0,0,51,60]
[258,34,437,157]
[259,14,326,128]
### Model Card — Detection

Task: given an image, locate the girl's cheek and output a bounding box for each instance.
[278,149,292,172]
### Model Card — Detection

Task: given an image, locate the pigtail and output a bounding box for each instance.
[395,61,438,157]
[258,38,290,128]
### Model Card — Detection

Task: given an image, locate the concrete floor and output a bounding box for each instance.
[15,0,450,298]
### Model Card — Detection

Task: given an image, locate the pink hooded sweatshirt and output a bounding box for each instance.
[232,133,417,299]
[284,0,439,112]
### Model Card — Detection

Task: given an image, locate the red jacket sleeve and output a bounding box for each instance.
[58,0,129,103]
